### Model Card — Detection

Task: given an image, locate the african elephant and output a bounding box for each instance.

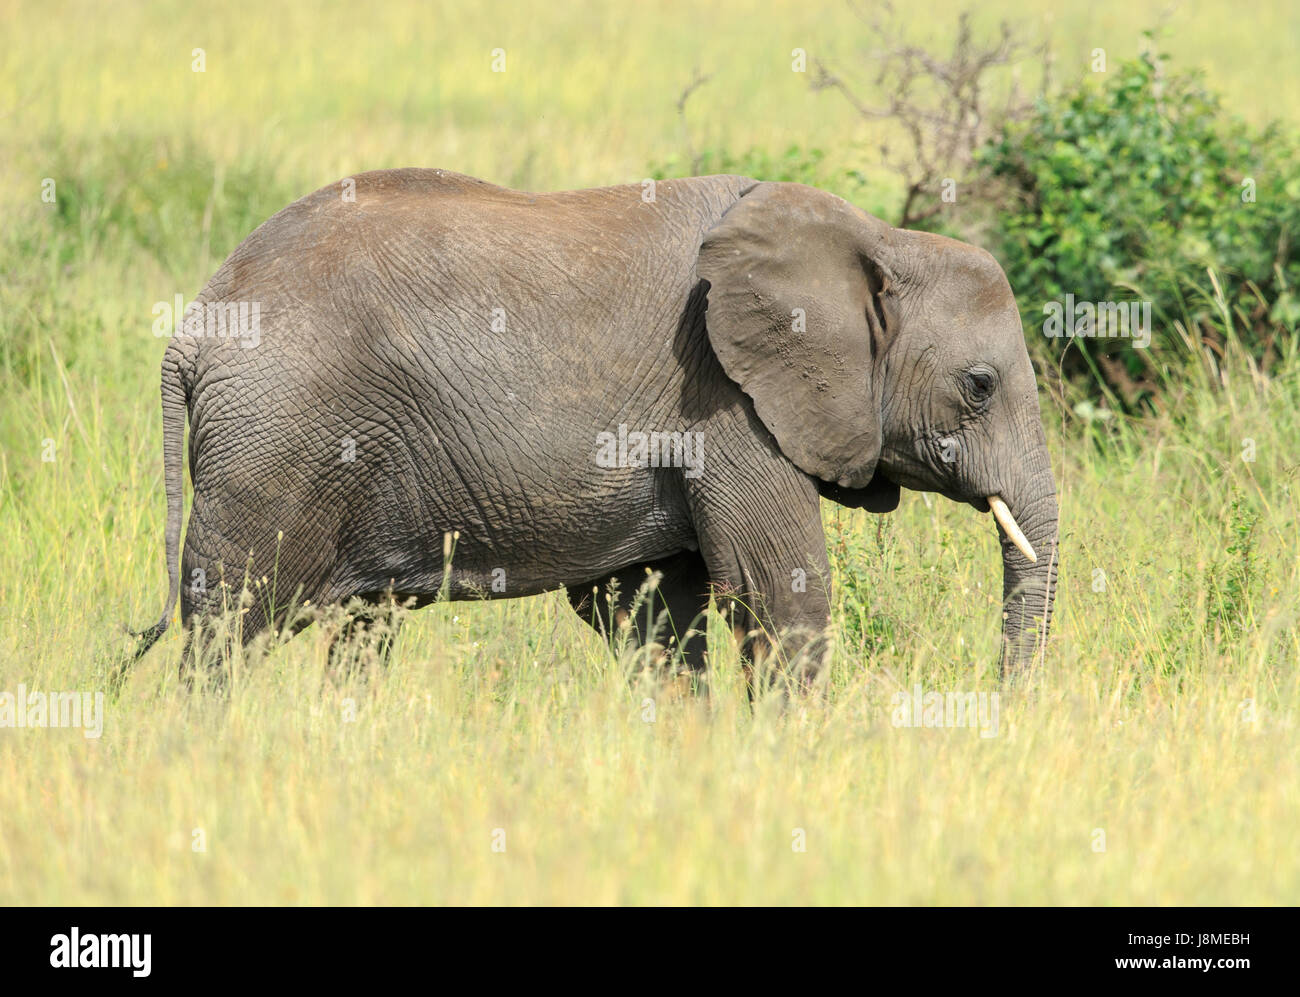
[133,169,1057,681]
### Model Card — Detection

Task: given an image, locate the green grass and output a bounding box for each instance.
[1,0,1298,905]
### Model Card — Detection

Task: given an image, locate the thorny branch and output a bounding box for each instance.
[811,2,1051,228]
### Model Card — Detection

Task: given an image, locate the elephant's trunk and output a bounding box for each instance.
[994,441,1058,677]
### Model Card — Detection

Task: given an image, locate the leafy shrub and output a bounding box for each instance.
[978,44,1300,407]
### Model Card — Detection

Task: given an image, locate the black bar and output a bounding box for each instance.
[0,908,1280,984]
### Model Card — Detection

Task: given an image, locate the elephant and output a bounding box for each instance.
[132,169,1057,682]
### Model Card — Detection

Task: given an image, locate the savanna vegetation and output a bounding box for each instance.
[1,0,1297,904]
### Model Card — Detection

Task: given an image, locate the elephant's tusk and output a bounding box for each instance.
[988,495,1036,563]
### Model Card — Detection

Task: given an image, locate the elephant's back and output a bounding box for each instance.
[180,169,754,484]
[187,168,754,396]
[202,168,756,299]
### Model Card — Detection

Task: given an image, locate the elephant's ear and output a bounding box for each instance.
[698,182,898,488]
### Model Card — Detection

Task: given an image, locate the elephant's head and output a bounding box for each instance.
[698,182,1057,675]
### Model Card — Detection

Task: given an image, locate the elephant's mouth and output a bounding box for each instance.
[869,463,983,513]
[817,468,900,512]
[920,487,995,517]
[821,471,1029,555]
[820,468,988,516]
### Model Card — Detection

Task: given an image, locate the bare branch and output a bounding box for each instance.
[676,67,714,176]
[811,4,1049,227]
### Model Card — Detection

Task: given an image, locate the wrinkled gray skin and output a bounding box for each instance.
[134,170,1057,680]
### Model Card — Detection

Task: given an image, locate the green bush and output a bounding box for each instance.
[978,44,1300,406]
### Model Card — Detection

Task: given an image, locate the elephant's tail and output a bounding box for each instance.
[129,345,190,659]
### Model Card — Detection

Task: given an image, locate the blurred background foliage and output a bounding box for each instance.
[5,1,1295,413]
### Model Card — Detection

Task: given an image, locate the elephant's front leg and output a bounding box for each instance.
[685,427,834,694]
[567,549,712,675]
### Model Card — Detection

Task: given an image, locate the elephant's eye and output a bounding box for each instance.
[963,367,997,401]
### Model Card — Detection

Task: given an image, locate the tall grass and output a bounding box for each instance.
[1,0,1297,905]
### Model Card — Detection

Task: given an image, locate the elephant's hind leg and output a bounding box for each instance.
[567,549,711,675]
[177,490,334,671]
[325,593,409,673]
